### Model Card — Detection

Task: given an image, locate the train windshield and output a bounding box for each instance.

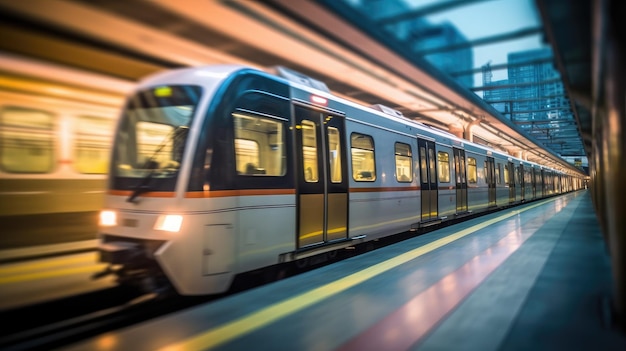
[110,85,202,195]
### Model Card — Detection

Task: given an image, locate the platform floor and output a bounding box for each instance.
[65,190,626,351]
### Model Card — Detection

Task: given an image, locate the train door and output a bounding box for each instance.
[530,168,537,199]
[453,148,467,213]
[486,157,496,206]
[508,161,515,203]
[294,104,348,248]
[519,165,526,201]
[418,138,438,221]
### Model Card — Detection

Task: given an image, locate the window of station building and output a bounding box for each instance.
[327,126,342,183]
[233,112,286,176]
[75,116,114,174]
[467,157,477,183]
[0,107,55,173]
[301,119,318,182]
[351,133,376,181]
[437,151,450,183]
[394,142,412,182]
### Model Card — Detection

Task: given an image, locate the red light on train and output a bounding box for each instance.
[310,95,328,106]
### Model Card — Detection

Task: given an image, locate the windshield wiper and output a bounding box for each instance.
[127,166,156,203]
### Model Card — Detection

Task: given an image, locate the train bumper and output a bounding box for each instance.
[98,241,140,264]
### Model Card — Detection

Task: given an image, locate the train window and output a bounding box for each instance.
[467,157,477,183]
[429,148,436,183]
[504,165,510,183]
[420,146,427,182]
[484,161,489,183]
[327,126,342,183]
[351,133,376,181]
[75,116,114,174]
[437,151,450,183]
[0,107,55,173]
[235,139,260,173]
[496,163,502,184]
[301,120,318,182]
[111,85,199,191]
[233,112,286,176]
[394,142,412,182]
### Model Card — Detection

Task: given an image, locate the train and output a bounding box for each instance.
[93,64,585,296]
[0,54,131,249]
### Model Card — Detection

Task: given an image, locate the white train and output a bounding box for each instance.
[95,65,584,295]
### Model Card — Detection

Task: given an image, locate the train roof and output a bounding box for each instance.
[135,64,251,89]
[267,66,563,172]
[135,65,566,175]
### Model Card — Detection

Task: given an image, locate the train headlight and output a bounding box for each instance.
[99,210,117,226]
[154,215,183,232]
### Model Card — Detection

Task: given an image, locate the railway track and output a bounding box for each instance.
[0,244,366,350]
[0,286,216,351]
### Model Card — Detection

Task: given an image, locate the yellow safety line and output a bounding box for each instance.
[0,265,107,285]
[160,197,557,351]
[0,253,97,275]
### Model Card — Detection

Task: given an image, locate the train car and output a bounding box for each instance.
[0,55,130,249]
[94,65,583,296]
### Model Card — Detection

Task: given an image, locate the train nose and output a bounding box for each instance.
[94,239,173,295]
[98,241,141,264]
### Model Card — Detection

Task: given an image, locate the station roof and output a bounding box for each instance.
[0,0,591,174]
[311,0,591,166]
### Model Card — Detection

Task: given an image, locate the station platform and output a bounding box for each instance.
[61,190,626,350]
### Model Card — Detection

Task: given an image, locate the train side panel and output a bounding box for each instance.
[233,194,296,274]
[343,114,419,240]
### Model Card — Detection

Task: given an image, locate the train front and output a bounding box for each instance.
[94,67,239,296]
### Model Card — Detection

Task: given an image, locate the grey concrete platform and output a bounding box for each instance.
[64,190,626,351]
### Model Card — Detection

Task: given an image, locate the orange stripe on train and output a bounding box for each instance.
[108,190,175,197]
[350,186,420,192]
[185,189,296,198]
[108,186,457,198]
[108,189,296,198]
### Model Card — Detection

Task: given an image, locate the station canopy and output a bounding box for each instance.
[319,0,589,171]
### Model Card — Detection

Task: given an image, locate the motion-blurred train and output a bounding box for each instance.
[93,64,585,296]
[0,54,131,249]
